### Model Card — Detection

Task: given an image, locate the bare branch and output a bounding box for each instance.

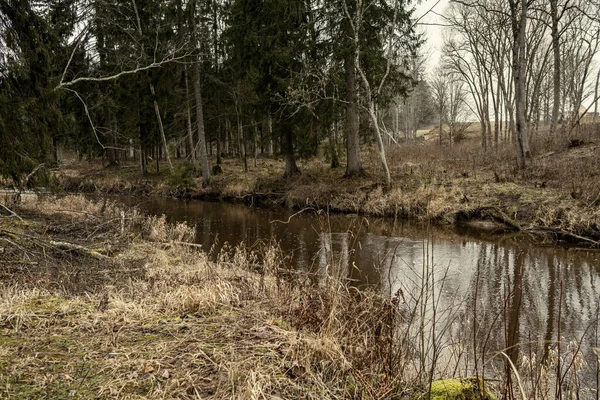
[55,54,189,90]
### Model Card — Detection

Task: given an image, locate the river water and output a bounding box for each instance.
[125,196,600,390]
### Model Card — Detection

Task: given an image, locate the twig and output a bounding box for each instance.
[591,191,600,207]
[0,237,27,252]
[269,208,316,224]
[0,204,23,221]
[156,241,203,249]
[22,163,45,187]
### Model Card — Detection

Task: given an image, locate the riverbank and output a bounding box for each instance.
[56,137,600,246]
[0,194,507,399]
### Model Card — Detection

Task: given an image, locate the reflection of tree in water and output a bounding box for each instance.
[465,244,600,394]
[316,232,350,280]
[366,235,600,390]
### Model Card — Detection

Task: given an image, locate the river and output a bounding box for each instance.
[124,196,600,391]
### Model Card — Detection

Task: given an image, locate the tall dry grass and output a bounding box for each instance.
[2,195,597,398]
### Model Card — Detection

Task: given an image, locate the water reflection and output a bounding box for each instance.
[126,197,600,388]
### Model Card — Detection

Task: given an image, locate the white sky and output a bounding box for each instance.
[414,0,450,76]
[413,0,599,110]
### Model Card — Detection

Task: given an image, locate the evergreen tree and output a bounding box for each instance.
[224,0,312,177]
[0,0,70,184]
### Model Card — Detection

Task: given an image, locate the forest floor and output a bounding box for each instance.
[56,130,600,246]
[0,195,497,399]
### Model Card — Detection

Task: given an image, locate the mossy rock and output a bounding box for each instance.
[417,377,496,400]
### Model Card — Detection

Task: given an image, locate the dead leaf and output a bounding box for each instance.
[144,365,155,374]
[161,369,170,379]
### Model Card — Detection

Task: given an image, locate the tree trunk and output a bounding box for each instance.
[480,120,487,151]
[190,0,211,186]
[253,121,258,168]
[106,134,117,166]
[330,121,340,168]
[150,83,173,173]
[140,144,146,175]
[367,104,391,187]
[155,142,160,173]
[224,119,231,156]
[344,44,363,177]
[237,106,244,160]
[216,118,222,165]
[439,115,443,146]
[512,0,530,169]
[494,79,501,148]
[550,0,561,136]
[593,68,600,124]
[184,67,197,168]
[267,114,274,157]
[237,108,247,172]
[283,122,299,177]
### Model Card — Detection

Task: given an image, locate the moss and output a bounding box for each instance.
[19,295,91,316]
[418,377,496,400]
[270,317,292,330]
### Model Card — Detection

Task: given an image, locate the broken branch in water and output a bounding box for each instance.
[269,207,315,225]
[524,227,600,247]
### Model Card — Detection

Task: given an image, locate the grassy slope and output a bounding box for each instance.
[57,132,600,244]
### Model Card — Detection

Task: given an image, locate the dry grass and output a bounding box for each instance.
[0,195,417,399]
[1,195,596,398]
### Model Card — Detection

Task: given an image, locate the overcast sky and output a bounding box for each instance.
[414,0,450,76]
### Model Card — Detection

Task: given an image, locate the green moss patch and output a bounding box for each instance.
[418,377,496,400]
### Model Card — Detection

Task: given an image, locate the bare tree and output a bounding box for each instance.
[447,77,468,145]
[343,0,408,187]
[509,0,531,169]
[430,71,448,145]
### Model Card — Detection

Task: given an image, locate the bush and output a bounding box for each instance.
[168,162,196,194]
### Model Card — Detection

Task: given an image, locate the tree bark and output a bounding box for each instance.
[550,0,561,136]
[190,0,211,186]
[150,83,173,173]
[253,120,258,168]
[343,36,363,177]
[511,0,530,169]
[184,66,197,167]
[594,68,600,124]
[283,121,299,177]
[267,114,274,157]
